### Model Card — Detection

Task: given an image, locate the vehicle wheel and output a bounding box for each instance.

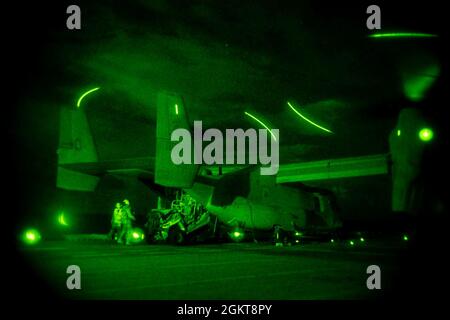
[167,225,185,245]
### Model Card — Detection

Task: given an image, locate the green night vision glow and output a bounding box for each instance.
[397,130,401,137]
[403,235,409,241]
[419,128,434,142]
[244,111,277,141]
[22,229,41,245]
[349,240,355,246]
[287,102,333,134]
[360,237,365,242]
[175,104,179,115]
[330,239,335,243]
[77,87,100,108]
[230,228,245,242]
[403,64,440,102]
[57,212,69,227]
[129,228,145,243]
[369,32,438,39]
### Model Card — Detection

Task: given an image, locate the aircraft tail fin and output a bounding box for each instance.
[155,92,199,188]
[56,107,100,191]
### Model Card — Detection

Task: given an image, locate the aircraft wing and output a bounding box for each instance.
[276,154,389,184]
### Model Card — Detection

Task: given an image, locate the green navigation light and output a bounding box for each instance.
[349,240,355,246]
[77,87,100,108]
[129,228,145,244]
[230,228,245,242]
[244,111,277,141]
[26,232,36,241]
[369,32,438,39]
[403,235,409,241]
[419,128,434,142]
[330,239,335,243]
[360,237,365,242]
[23,229,41,245]
[287,102,333,134]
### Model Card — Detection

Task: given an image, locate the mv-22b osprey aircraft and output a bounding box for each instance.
[57,91,397,240]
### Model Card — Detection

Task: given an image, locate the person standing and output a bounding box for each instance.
[109,202,122,242]
[118,199,135,245]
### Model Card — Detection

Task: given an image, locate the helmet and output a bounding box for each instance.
[115,202,121,208]
[123,199,130,205]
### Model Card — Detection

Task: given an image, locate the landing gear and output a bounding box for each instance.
[273,225,298,246]
[273,225,291,246]
[167,224,186,245]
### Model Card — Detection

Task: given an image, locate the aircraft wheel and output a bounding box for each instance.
[167,225,185,245]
